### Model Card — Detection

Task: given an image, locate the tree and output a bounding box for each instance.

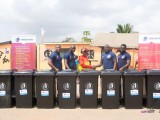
[81,31,92,42]
[62,37,76,42]
[116,23,133,33]
[83,31,91,36]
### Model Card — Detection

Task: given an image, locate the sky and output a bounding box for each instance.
[0,0,160,43]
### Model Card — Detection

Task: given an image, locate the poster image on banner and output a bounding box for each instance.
[138,34,160,70]
[11,35,36,70]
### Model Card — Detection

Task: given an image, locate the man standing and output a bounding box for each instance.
[94,44,117,70]
[48,44,62,72]
[117,44,131,71]
[64,45,77,70]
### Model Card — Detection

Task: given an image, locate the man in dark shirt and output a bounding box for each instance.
[64,45,77,70]
[48,44,62,72]
[117,44,131,71]
[94,44,117,70]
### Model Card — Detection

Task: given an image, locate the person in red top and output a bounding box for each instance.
[78,48,94,70]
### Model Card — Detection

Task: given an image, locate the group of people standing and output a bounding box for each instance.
[48,44,131,72]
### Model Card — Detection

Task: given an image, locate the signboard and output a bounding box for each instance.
[138,34,160,70]
[11,35,36,70]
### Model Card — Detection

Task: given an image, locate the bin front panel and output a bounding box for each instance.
[36,76,55,108]
[101,75,121,109]
[15,75,33,108]
[0,75,12,108]
[79,75,98,108]
[146,75,160,109]
[57,76,77,109]
[124,76,143,109]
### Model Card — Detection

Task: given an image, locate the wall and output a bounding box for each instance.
[0,44,11,70]
[36,43,102,70]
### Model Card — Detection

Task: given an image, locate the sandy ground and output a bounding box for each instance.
[0,107,159,120]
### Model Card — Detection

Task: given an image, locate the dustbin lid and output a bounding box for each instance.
[78,70,99,76]
[13,70,33,76]
[0,70,12,75]
[146,70,160,75]
[101,70,121,75]
[34,70,55,76]
[124,70,145,76]
[57,69,77,76]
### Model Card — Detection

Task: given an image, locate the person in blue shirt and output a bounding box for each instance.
[64,45,77,70]
[117,44,131,71]
[94,44,117,70]
[48,44,62,72]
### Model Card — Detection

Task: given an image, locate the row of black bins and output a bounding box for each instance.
[0,69,160,109]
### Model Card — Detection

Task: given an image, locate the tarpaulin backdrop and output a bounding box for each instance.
[138,34,160,70]
[11,35,36,70]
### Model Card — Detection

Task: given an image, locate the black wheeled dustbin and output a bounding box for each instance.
[146,70,160,109]
[13,71,34,108]
[79,70,99,108]
[101,70,121,109]
[57,70,77,109]
[123,70,145,109]
[0,70,13,108]
[35,71,55,108]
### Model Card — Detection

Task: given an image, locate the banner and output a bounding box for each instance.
[11,35,36,70]
[138,34,160,70]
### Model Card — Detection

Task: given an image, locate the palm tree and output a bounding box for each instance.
[81,37,92,42]
[81,31,92,42]
[116,23,133,33]
[83,31,91,37]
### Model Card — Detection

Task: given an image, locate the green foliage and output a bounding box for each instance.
[81,31,92,42]
[116,23,133,33]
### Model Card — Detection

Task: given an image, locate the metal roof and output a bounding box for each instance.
[0,41,11,45]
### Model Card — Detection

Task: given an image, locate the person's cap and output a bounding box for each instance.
[81,48,89,52]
